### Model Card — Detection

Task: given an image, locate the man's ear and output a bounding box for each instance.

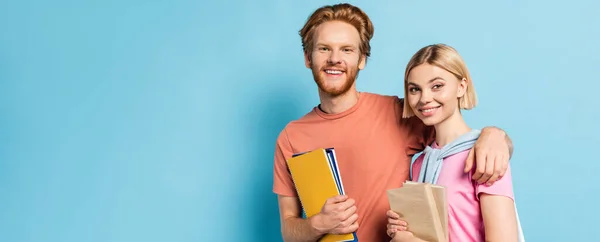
[358,55,367,70]
[304,52,311,69]
[457,77,468,98]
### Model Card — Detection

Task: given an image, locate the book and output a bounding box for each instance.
[387,181,448,242]
[287,148,358,242]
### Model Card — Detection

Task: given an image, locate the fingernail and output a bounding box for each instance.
[486,182,492,186]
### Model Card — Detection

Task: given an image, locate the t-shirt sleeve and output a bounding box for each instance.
[473,165,515,201]
[396,98,436,157]
[272,128,298,197]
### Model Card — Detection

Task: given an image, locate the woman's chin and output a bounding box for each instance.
[417,116,440,126]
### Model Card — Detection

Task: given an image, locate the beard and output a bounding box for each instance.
[311,63,359,97]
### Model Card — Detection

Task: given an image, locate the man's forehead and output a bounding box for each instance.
[315,21,359,37]
[314,28,360,46]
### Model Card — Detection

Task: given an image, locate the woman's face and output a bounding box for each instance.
[406,63,467,126]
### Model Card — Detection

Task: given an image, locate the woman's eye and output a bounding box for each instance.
[432,84,443,89]
[409,87,420,93]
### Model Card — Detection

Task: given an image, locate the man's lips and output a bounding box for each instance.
[323,68,345,75]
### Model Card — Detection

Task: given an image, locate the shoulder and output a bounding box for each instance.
[361,92,404,118]
[362,92,402,105]
[274,108,318,147]
[444,148,473,165]
[280,109,318,134]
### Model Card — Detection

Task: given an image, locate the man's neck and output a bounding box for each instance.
[318,89,360,114]
[433,111,471,147]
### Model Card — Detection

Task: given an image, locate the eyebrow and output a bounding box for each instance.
[407,76,445,86]
[315,43,357,48]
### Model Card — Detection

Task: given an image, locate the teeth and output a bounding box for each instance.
[325,70,342,74]
[422,108,437,113]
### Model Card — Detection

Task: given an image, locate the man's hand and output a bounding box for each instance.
[464,127,511,185]
[310,195,359,235]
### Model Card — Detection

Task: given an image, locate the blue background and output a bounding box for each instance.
[1,0,598,241]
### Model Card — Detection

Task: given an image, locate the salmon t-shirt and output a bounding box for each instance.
[411,142,515,242]
[272,92,434,242]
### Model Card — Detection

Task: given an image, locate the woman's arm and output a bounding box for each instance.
[480,194,519,242]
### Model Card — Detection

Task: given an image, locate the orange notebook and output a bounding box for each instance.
[287,148,358,242]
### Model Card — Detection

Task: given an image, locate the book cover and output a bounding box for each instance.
[287,148,358,242]
[387,182,447,242]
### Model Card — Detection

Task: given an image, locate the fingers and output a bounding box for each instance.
[338,204,357,222]
[386,221,408,238]
[333,218,359,234]
[327,198,357,229]
[337,198,356,211]
[476,151,495,185]
[472,147,486,183]
[336,221,359,234]
[386,210,399,219]
[339,212,359,228]
[387,217,406,226]
[387,221,407,230]
[487,153,506,184]
[386,210,407,238]
[464,148,475,173]
[471,127,511,185]
[323,196,351,213]
[326,195,348,204]
[498,153,508,178]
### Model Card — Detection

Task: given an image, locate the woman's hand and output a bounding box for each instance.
[386,210,408,238]
[390,231,416,242]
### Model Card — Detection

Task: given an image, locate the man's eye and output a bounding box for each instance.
[343,48,352,52]
[319,47,329,51]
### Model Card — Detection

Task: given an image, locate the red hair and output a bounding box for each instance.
[299,3,374,59]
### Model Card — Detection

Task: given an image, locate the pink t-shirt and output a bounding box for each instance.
[411,142,515,242]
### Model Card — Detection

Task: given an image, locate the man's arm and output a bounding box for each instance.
[464,126,513,185]
[278,195,323,242]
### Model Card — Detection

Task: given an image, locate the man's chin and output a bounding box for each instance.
[313,71,357,97]
[321,88,346,97]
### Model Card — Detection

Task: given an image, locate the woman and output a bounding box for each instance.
[387,44,521,242]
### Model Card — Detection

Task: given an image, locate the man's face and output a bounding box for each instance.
[305,20,366,97]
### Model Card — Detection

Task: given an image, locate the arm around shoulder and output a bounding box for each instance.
[481,126,514,158]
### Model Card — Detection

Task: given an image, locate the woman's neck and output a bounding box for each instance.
[433,111,471,147]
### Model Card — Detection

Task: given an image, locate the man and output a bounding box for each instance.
[272,3,513,242]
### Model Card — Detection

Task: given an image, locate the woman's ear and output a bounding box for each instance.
[457,77,468,98]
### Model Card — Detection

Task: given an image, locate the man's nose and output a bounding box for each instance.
[327,50,342,64]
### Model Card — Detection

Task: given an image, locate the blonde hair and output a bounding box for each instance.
[402,44,478,118]
[299,3,374,59]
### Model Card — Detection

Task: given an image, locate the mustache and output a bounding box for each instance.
[320,64,346,71]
